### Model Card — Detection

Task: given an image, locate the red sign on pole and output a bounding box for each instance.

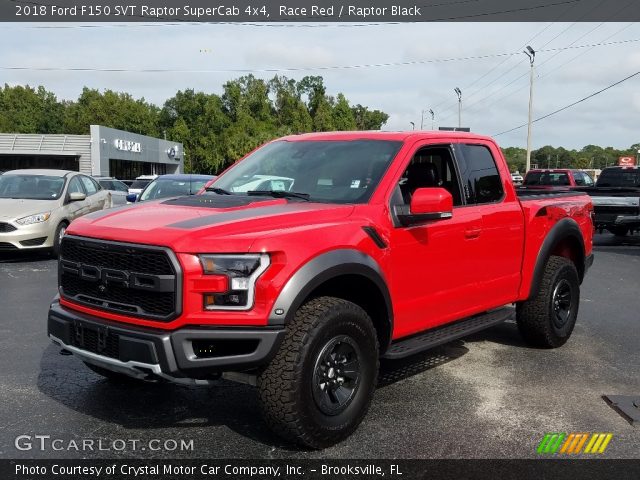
[618,156,636,166]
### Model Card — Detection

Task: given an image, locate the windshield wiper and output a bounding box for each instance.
[247,190,310,201]
[206,187,233,195]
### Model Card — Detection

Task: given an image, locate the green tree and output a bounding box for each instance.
[0,84,65,134]
[351,104,389,130]
[63,88,159,135]
[332,93,357,131]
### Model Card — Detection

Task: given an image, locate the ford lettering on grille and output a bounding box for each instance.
[59,236,180,321]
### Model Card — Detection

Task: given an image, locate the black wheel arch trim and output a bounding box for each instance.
[528,217,587,299]
[268,249,393,349]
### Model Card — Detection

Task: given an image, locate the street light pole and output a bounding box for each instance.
[454,88,462,128]
[420,110,425,130]
[410,121,415,130]
[429,109,435,130]
[524,45,536,173]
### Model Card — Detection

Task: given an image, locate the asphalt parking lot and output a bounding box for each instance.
[0,233,638,459]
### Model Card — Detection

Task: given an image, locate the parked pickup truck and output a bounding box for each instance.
[522,169,595,189]
[577,166,640,236]
[47,132,594,448]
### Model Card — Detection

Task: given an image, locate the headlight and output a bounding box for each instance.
[199,254,270,310]
[16,212,51,225]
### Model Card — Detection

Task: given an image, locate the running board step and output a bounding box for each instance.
[383,307,515,360]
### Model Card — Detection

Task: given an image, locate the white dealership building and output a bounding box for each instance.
[0,125,184,180]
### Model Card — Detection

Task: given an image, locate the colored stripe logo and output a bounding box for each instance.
[537,433,613,454]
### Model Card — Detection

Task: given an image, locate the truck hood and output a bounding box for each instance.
[67,195,355,253]
[0,198,60,221]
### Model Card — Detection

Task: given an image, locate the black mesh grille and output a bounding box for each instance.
[0,223,17,233]
[0,242,17,250]
[61,239,173,275]
[60,237,179,321]
[71,323,120,359]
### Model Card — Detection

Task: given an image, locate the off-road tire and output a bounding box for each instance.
[516,255,580,348]
[83,361,140,383]
[257,296,379,449]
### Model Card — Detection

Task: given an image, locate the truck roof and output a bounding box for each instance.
[279,130,495,143]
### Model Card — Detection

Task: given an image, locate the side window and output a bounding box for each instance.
[116,181,129,192]
[67,176,84,195]
[573,172,586,186]
[80,176,98,195]
[459,144,504,204]
[583,173,594,186]
[398,146,463,206]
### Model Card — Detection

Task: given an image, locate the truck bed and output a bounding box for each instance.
[515,187,589,200]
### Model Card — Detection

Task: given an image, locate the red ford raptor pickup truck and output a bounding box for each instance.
[48,131,594,448]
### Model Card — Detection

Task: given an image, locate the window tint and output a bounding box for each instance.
[596,168,640,187]
[67,176,84,195]
[80,176,98,195]
[114,181,129,192]
[583,173,594,186]
[399,146,462,206]
[573,172,586,186]
[459,144,504,204]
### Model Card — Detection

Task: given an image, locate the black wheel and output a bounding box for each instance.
[257,296,379,449]
[52,221,68,256]
[516,256,580,348]
[83,361,140,383]
[609,226,629,237]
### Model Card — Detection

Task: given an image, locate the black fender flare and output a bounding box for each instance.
[268,249,393,344]
[528,217,586,299]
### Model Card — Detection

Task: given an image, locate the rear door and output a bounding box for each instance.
[79,175,108,211]
[453,142,525,308]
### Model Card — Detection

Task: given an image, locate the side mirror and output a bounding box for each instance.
[69,192,86,202]
[126,193,138,203]
[394,187,453,227]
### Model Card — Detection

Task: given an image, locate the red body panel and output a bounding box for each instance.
[62,131,593,341]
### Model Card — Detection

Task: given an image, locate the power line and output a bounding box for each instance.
[428,0,591,116]
[477,21,636,114]
[0,51,522,74]
[2,37,638,75]
[493,70,640,136]
[437,25,637,122]
[430,21,557,112]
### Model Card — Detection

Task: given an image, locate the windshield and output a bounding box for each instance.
[596,169,640,188]
[130,179,152,190]
[139,178,209,201]
[0,174,66,200]
[524,172,570,186]
[212,140,402,204]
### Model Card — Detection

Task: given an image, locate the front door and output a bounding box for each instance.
[388,142,485,339]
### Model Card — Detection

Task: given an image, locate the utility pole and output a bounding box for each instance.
[454,88,462,128]
[524,46,535,173]
[420,110,424,130]
[429,109,435,130]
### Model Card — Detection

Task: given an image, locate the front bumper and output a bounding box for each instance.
[594,212,640,228]
[47,299,285,383]
[0,220,54,250]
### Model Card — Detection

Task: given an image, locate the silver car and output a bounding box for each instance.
[0,169,111,254]
[94,177,129,206]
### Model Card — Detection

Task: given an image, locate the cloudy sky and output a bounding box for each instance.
[1,21,638,149]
